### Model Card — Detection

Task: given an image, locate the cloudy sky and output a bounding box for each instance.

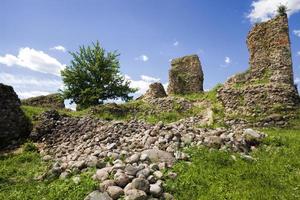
[1,0,300,107]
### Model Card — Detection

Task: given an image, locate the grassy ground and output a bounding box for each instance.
[165,126,300,200]
[1,124,299,200]
[0,145,97,200]
[11,94,300,199]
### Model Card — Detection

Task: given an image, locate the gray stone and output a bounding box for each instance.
[136,168,151,178]
[107,186,124,200]
[141,149,175,165]
[126,153,141,164]
[84,191,112,200]
[59,171,70,179]
[131,178,150,193]
[72,160,86,170]
[125,189,147,200]
[125,165,139,176]
[96,168,110,181]
[100,180,116,192]
[243,128,262,139]
[162,192,175,200]
[150,183,163,197]
[114,173,130,187]
[153,171,163,179]
[42,155,52,161]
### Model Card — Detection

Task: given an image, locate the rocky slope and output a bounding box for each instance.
[32,110,264,200]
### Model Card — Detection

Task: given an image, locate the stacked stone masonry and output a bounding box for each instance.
[217,14,299,122]
[0,83,32,148]
[167,54,204,95]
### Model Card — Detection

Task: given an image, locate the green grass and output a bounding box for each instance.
[22,105,49,125]
[0,144,97,200]
[165,126,300,200]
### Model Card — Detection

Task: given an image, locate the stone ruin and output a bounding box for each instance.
[167,54,204,95]
[33,110,264,200]
[22,93,65,109]
[218,14,300,125]
[140,82,167,100]
[0,83,32,148]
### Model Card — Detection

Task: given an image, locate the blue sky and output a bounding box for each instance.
[1,0,300,107]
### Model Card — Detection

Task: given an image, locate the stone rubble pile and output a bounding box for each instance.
[33,110,264,200]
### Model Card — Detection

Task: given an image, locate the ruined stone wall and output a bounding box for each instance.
[0,83,32,148]
[217,14,299,124]
[22,93,65,109]
[167,55,204,94]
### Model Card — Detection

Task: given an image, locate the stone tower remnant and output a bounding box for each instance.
[167,54,204,95]
[0,83,32,148]
[217,14,299,124]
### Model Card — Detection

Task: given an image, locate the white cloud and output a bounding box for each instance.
[125,74,164,96]
[295,77,300,84]
[135,54,149,62]
[0,73,62,88]
[297,51,300,56]
[50,45,66,52]
[18,91,51,99]
[0,73,62,99]
[141,75,160,82]
[225,56,231,64]
[294,30,300,37]
[247,0,300,23]
[173,41,179,46]
[0,47,66,76]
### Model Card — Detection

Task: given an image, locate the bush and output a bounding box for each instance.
[277,5,287,16]
[23,142,38,152]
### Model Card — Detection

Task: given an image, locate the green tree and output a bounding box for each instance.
[61,41,137,109]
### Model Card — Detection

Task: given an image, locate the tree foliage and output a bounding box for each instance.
[277,5,287,16]
[61,41,137,109]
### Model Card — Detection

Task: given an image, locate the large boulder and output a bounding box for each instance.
[141,82,167,100]
[167,54,204,95]
[217,14,299,125]
[21,93,65,109]
[0,83,32,148]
